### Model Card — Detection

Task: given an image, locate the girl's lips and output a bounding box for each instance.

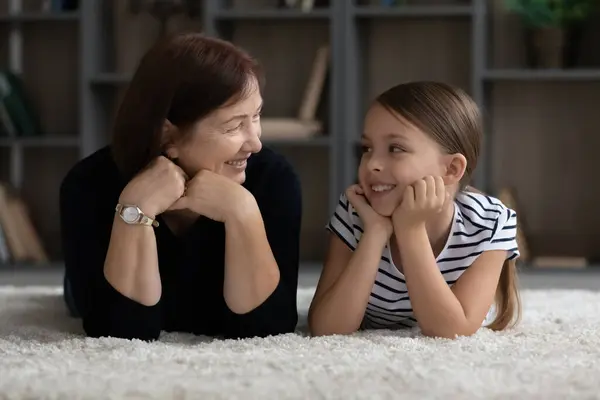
[370,184,396,193]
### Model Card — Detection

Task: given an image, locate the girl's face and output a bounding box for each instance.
[358,103,450,217]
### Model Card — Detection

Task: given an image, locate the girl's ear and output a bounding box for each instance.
[161,119,179,160]
[443,153,467,186]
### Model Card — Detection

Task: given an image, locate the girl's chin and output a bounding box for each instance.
[367,197,397,217]
[372,206,394,218]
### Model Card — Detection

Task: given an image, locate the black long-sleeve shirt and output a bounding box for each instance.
[59,145,301,341]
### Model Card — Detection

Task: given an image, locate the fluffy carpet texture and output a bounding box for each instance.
[1,286,599,399]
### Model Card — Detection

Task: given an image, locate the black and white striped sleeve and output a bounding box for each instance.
[325,192,358,251]
[485,206,520,261]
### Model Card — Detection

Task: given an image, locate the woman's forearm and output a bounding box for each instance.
[103,215,161,306]
[223,201,281,315]
[309,231,387,336]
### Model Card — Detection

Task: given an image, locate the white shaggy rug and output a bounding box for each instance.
[1,286,600,399]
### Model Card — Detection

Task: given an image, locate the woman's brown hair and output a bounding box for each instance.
[111,33,264,181]
[375,81,521,331]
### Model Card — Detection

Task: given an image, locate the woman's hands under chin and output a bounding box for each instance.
[168,169,257,223]
[119,156,188,219]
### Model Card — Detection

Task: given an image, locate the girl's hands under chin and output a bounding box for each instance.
[392,175,449,231]
[345,184,393,240]
[168,169,256,223]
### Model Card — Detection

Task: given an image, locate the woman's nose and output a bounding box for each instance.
[246,124,262,153]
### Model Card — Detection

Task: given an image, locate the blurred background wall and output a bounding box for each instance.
[0,0,599,276]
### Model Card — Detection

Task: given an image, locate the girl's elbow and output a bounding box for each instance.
[421,323,479,339]
[307,315,359,337]
[309,325,357,337]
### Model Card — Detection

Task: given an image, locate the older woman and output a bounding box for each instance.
[59,33,301,341]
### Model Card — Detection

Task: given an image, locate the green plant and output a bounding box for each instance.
[504,0,596,27]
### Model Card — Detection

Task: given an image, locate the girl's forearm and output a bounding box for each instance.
[396,225,468,338]
[309,231,387,336]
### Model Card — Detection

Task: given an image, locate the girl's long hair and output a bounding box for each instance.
[465,187,522,330]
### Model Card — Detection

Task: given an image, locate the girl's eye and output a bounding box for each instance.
[390,145,404,153]
[253,110,262,120]
[360,145,371,153]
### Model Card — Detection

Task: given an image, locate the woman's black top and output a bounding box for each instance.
[60,145,302,341]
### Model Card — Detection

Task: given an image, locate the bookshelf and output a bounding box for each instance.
[1,0,600,271]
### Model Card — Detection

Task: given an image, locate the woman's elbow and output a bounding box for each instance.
[82,317,160,342]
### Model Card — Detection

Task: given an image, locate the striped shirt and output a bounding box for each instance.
[326,190,520,330]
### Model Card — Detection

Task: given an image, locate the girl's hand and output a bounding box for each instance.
[392,176,448,231]
[345,184,393,240]
[169,169,256,223]
[119,156,188,219]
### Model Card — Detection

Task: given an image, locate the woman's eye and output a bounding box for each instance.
[390,145,404,153]
[226,122,243,132]
[360,145,371,153]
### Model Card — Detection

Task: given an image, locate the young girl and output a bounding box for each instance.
[308,81,521,339]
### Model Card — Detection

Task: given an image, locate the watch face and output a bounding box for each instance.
[122,206,140,223]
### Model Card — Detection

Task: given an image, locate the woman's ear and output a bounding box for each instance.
[442,153,467,186]
[161,119,179,160]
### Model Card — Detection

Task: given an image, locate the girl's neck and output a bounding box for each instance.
[425,198,456,256]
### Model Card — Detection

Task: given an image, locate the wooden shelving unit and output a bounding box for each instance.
[1,0,600,272]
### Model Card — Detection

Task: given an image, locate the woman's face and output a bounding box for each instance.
[168,79,263,184]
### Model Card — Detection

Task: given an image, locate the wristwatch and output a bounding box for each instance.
[115,204,159,228]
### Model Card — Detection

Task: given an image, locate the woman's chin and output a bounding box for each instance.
[220,169,246,184]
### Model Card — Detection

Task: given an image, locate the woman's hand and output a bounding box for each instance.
[169,169,256,223]
[345,184,393,240]
[118,156,188,218]
[392,176,448,231]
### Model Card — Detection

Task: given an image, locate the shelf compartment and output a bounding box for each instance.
[489,81,600,260]
[359,18,471,115]
[20,147,79,261]
[225,20,330,132]
[22,22,79,136]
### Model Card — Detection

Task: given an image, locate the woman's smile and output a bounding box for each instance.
[225,156,250,170]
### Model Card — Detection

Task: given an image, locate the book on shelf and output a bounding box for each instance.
[0,70,43,138]
[261,43,330,141]
[0,182,48,265]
